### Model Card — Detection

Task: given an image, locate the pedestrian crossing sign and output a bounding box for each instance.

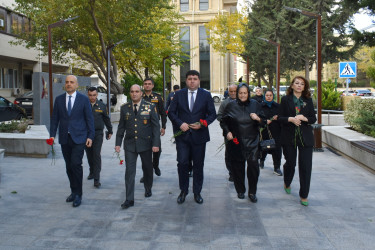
[339,62,357,78]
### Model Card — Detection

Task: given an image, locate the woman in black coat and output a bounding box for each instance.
[278,76,316,206]
[220,83,264,202]
[259,89,282,176]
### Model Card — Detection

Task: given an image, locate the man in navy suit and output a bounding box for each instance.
[168,70,216,204]
[50,75,95,207]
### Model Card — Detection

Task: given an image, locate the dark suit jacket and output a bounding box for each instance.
[115,99,161,153]
[168,88,216,144]
[50,92,95,145]
[278,95,317,147]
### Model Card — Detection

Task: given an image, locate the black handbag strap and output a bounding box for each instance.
[259,125,273,141]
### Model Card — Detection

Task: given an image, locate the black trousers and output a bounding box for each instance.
[260,145,282,170]
[224,144,232,176]
[176,136,206,194]
[282,141,313,199]
[230,158,259,195]
[152,147,161,169]
[85,131,103,181]
[61,134,85,197]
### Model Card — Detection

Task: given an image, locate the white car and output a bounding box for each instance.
[92,85,117,105]
[202,89,224,103]
[279,86,288,96]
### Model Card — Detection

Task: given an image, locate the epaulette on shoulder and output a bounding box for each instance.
[152,91,162,96]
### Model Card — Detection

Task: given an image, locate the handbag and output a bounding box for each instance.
[259,125,276,151]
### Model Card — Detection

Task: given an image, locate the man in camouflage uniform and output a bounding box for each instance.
[115,84,160,209]
[85,87,113,188]
[140,78,166,183]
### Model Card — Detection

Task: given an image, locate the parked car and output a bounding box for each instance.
[355,89,372,97]
[341,90,356,96]
[0,96,27,122]
[92,85,117,105]
[14,91,33,117]
[279,86,288,96]
[211,92,225,103]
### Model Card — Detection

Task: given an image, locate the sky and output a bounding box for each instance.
[237,0,375,32]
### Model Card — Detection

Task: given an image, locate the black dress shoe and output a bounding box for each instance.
[87,174,94,180]
[121,200,134,209]
[194,194,203,204]
[140,177,144,183]
[228,175,234,182]
[177,191,187,204]
[248,194,258,203]
[237,193,245,199]
[154,167,161,176]
[145,189,152,198]
[94,180,101,188]
[66,194,75,202]
[73,196,81,207]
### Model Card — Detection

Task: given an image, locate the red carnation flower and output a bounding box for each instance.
[233,138,239,145]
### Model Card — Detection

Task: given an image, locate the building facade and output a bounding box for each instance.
[171,0,238,94]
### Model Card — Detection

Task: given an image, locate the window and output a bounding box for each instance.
[0,9,6,32]
[24,17,30,33]
[199,26,210,90]
[200,0,208,11]
[180,26,190,88]
[180,0,189,12]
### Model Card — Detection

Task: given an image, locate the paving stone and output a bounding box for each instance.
[1,107,375,249]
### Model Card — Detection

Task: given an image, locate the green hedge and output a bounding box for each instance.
[344,98,375,138]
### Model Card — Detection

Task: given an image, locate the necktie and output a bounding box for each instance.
[190,92,195,112]
[67,95,72,116]
[134,104,138,116]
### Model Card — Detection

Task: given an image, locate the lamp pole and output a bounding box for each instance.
[48,16,79,117]
[163,53,176,102]
[233,52,250,85]
[257,38,281,103]
[284,6,322,150]
[106,40,124,118]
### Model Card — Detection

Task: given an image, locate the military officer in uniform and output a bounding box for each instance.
[140,77,166,183]
[115,84,160,209]
[86,87,113,188]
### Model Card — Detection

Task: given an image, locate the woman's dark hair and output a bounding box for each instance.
[236,83,250,102]
[286,76,311,98]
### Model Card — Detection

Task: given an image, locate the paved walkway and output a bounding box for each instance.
[1,105,375,249]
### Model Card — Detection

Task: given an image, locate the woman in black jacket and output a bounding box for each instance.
[278,76,316,206]
[259,89,282,176]
[220,83,264,203]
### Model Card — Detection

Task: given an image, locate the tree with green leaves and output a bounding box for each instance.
[366,49,375,88]
[12,0,183,94]
[243,0,360,89]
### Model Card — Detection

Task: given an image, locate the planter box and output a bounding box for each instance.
[0,125,50,158]
[322,126,375,171]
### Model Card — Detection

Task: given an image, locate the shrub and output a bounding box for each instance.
[344,98,375,137]
[0,119,30,133]
[321,80,342,110]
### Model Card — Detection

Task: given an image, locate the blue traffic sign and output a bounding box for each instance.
[339,62,356,78]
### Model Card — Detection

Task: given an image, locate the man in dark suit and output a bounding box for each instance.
[115,84,160,209]
[168,70,216,204]
[50,75,95,208]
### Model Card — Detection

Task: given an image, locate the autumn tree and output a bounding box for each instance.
[205,12,247,55]
[13,0,183,94]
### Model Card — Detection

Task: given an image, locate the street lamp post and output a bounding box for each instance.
[106,40,124,118]
[284,6,323,151]
[48,16,79,117]
[257,38,281,102]
[162,53,176,102]
[233,52,250,85]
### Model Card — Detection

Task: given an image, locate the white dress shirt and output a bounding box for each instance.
[66,91,77,111]
[188,89,197,110]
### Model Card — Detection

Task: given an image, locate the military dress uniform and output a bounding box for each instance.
[115,99,161,204]
[142,91,167,174]
[85,100,113,186]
